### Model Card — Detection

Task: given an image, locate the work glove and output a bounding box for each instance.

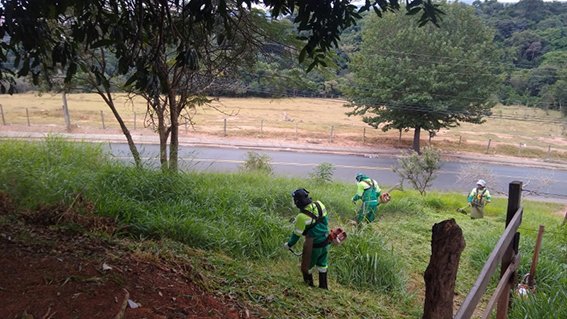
[352,194,360,202]
[283,242,291,250]
[467,202,472,207]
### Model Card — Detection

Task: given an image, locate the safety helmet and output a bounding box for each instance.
[477,179,486,187]
[355,173,365,182]
[292,188,312,209]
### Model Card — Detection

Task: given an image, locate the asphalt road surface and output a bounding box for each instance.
[104,143,567,204]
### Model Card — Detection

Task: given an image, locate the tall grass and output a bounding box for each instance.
[1,138,564,318]
[333,229,407,294]
[0,136,108,209]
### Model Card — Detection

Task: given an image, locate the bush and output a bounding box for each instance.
[309,162,335,183]
[393,147,441,196]
[240,151,272,174]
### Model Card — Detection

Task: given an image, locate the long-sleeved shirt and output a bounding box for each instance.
[287,201,329,247]
[467,187,491,207]
[352,177,380,203]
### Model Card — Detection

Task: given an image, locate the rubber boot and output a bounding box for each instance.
[318,272,328,290]
[303,272,314,287]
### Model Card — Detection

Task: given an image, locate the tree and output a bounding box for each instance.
[1,0,442,171]
[393,146,441,196]
[345,3,501,153]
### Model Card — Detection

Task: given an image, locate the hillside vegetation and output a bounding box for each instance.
[0,138,565,318]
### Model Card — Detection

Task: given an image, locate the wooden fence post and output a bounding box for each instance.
[422,219,465,319]
[133,112,137,130]
[0,104,5,125]
[100,111,106,129]
[223,118,227,136]
[62,91,71,131]
[486,139,492,154]
[527,225,544,288]
[496,181,522,319]
[329,126,334,143]
[26,108,31,126]
[458,135,462,147]
[261,119,264,134]
[363,127,366,144]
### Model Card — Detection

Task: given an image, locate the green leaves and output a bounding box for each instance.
[346,3,501,152]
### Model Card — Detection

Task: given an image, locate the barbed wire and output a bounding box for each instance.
[522,189,567,199]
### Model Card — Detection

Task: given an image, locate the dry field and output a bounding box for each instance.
[1,92,567,159]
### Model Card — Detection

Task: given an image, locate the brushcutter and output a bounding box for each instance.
[352,184,400,222]
[288,247,302,256]
[381,184,401,203]
[456,205,469,214]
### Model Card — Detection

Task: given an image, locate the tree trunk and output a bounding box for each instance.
[155,96,168,171]
[95,90,142,168]
[169,94,179,173]
[422,219,465,319]
[413,126,421,153]
[62,90,71,132]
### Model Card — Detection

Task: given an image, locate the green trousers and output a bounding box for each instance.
[357,201,378,223]
[301,237,329,274]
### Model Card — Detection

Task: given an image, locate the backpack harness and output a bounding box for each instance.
[361,179,378,204]
[300,202,347,248]
[472,188,487,207]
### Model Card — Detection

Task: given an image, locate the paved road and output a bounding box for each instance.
[105,142,567,204]
[1,130,565,203]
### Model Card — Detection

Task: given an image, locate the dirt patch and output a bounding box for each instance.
[553,205,567,219]
[0,193,256,319]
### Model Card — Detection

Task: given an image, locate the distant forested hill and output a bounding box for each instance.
[473,0,567,112]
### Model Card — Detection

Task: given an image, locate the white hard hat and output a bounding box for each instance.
[477,179,486,187]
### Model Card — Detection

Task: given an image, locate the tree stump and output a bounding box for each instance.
[422,218,466,319]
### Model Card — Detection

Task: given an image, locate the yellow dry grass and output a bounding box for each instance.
[1,92,566,158]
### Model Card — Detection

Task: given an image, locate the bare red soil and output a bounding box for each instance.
[0,193,255,319]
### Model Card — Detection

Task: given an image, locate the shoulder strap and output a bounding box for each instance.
[301,202,324,236]
[301,201,323,221]
[362,180,374,188]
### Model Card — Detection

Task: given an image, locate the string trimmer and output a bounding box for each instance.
[456,205,469,214]
[288,247,302,256]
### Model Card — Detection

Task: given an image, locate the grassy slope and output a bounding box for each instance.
[0,138,565,318]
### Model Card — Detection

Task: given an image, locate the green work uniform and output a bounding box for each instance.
[467,187,492,219]
[286,201,329,272]
[352,175,381,223]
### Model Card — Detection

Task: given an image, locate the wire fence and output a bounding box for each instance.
[1,102,567,161]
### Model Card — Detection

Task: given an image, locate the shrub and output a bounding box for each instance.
[309,162,335,183]
[240,151,272,174]
[393,146,441,196]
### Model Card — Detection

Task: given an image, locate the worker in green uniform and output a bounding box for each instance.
[467,179,492,219]
[283,188,330,289]
[352,173,381,223]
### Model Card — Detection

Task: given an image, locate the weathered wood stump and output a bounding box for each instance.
[422,218,466,319]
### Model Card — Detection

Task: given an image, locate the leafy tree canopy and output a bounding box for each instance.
[0,0,443,93]
[345,2,501,152]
